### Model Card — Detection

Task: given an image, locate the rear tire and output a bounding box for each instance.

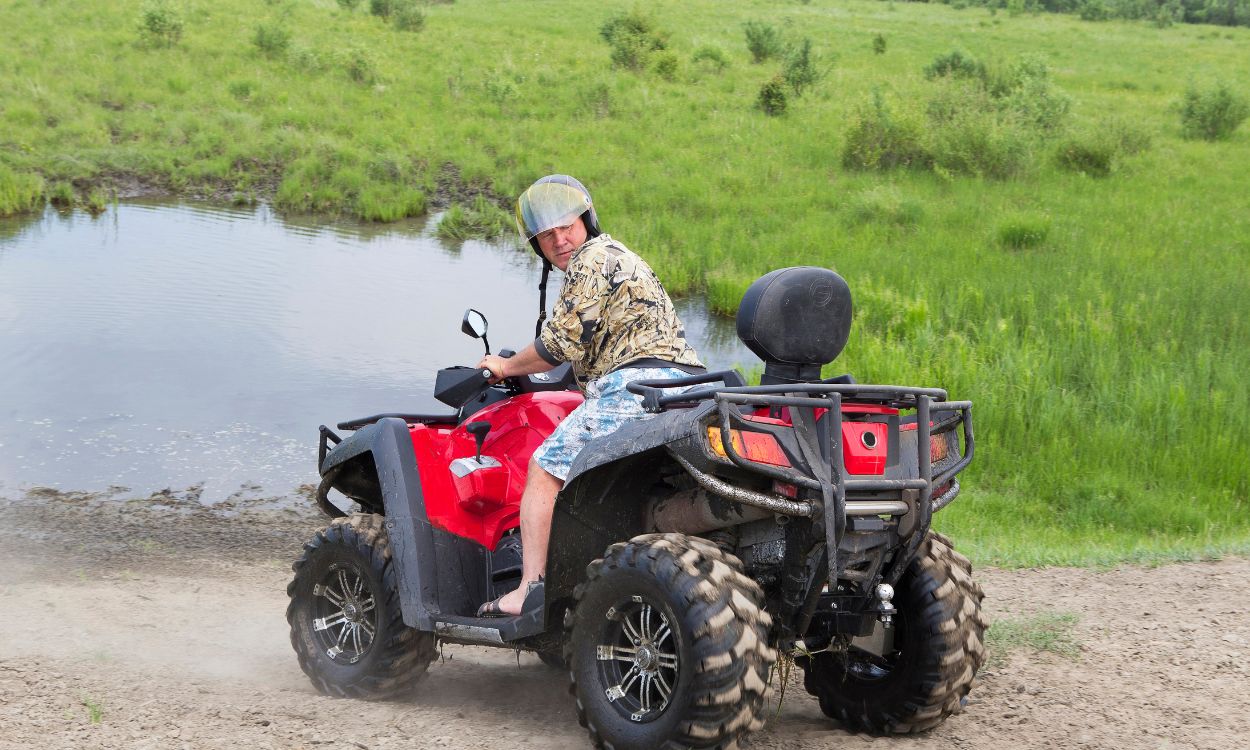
[800,532,988,733]
[565,533,776,750]
[287,513,437,699]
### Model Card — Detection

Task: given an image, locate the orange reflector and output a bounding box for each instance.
[707,427,791,467]
[931,435,949,463]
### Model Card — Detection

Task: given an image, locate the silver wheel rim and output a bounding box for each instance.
[596,595,679,723]
[311,563,377,664]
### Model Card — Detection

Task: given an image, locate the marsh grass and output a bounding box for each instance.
[2,1,1248,567]
[436,196,511,239]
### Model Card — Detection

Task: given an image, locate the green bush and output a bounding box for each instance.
[288,43,326,72]
[1104,117,1152,155]
[1078,0,1110,21]
[1055,133,1117,177]
[997,212,1051,249]
[743,21,783,63]
[996,57,1070,131]
[600,8,667,70]
[253,23,291,58]
[138,1,184,48]
[782,38,823,96]
[228,79,257,100]
[654,52,679,82]
[1179,81,1249,141]
[393,3,426,32]
[340,47,378,85]
[691,44,729,72]
[924,50,986,82]
[929,105,1036,179]
[872,33,886,55]
[369,0,397,19]
[336,0,361,9]
[841,91,930,171]
[757,76,788,116]
[482,70,518,108]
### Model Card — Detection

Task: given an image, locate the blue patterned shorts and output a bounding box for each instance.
[533,367,693,481]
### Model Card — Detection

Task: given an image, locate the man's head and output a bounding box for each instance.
[515,175,601,271]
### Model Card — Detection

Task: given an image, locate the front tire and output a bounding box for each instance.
[287,513,437,699]
[565,533,776,750]
[800,532,988,733]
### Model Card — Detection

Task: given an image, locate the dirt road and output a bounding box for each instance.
[1,489,1246,750]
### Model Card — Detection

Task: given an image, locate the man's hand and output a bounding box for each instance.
[477,354,509,384]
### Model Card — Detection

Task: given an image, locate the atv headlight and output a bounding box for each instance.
[706,427,791,467]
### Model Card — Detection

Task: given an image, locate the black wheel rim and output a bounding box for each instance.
[595,595,679,723]
[311,562,377,664]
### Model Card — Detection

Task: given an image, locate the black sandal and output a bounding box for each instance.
[475,578,542,618]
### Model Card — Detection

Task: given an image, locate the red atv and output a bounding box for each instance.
[287,267,986,749]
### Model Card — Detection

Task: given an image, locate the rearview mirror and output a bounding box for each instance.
[462,308,490,355]
[462,309,488,339]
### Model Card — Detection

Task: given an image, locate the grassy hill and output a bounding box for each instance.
[2,0,1247,565]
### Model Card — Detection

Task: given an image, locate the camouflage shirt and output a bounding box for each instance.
[535,234,703,389]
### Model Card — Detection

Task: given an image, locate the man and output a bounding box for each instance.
[475,174,703,616]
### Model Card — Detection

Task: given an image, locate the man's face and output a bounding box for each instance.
[535,216,588,271]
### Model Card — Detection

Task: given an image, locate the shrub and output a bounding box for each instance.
[341,47,378,85]
[743,21,783,63]
[138,1,184,48]
[336,0,361,9]
[782,38,823,96]
[1104,118,1152,156]
[600,8,667,50]
[482,69,518,108]
[1078,0,1110,20]
[253,23,291,58]
[1001,67,1071,131]
[600,8,666,70]
[846,185,924,228]
[997,212,1051,249]
[1179,81,1249,141]
[757,76,788,116]
[228,80,257,100]
[841,91,930,171]
[872,33,886,55]
[929,105,1036,179]
[1055,133,1116,177]
[393,3,425,32]
[654,52,679,81]
[924,50,986,82]
[369,0,397,19]
[691,44,728,73]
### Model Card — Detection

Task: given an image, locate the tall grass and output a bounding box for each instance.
[1,1,1248,566]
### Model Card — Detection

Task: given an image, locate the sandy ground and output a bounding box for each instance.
[1,489,1247,750]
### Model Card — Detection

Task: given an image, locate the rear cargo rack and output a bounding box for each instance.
[627,376,974,513]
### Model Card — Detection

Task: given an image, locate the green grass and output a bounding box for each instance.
[985,611,1081,666]
[80,695,104,724]
[1,1,1248,567]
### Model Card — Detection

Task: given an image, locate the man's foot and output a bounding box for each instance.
[475,578,540,618]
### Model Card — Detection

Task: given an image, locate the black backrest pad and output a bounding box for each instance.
[735,267,853,365]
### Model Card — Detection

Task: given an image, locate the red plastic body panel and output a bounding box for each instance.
[749,403,898,476]
[408,391,583,550]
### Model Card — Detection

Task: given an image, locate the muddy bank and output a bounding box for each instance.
[0,488,1247,750]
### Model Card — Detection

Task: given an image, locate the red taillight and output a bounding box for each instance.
[707,427,791,467]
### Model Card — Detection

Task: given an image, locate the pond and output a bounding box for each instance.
[0,203,754,502]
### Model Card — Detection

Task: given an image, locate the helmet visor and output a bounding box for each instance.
[515,182,593,241]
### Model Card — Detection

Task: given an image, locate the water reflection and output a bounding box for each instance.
[0,203,753,501]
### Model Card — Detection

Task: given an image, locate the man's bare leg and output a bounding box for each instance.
[493,457,563,615]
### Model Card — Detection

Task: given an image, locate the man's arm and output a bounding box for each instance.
[477,343,557,383]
